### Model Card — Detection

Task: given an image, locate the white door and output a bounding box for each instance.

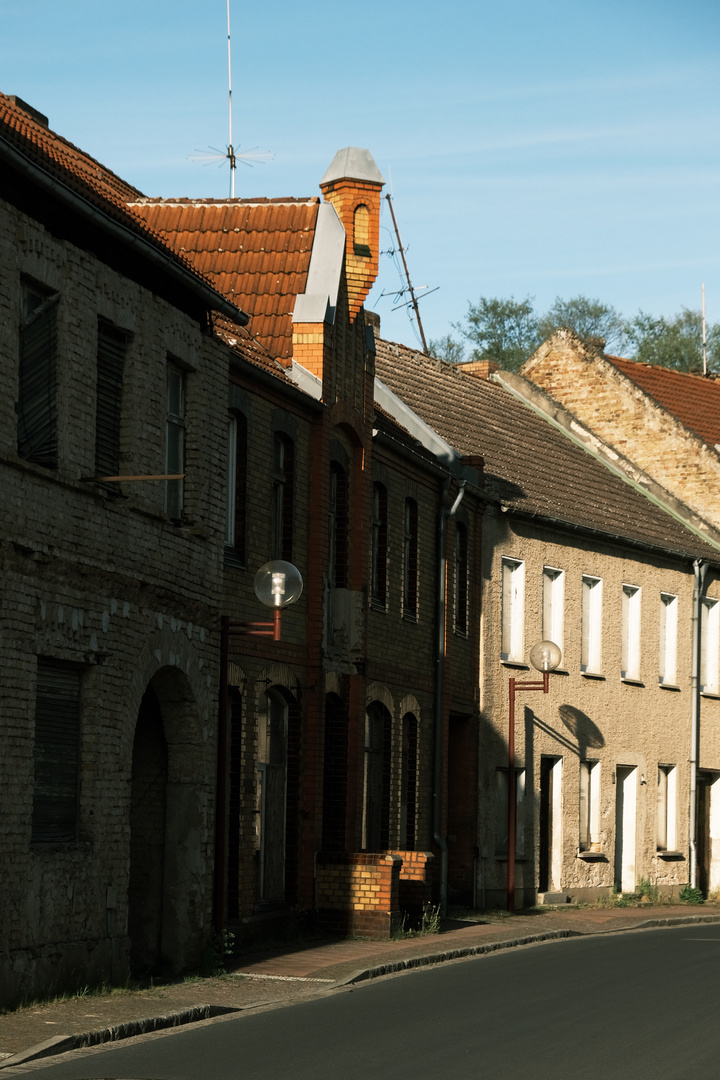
[615,766,637,893]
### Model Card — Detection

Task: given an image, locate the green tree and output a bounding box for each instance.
[454,296,539,372]
[537,295,627,354]
[625,308,720,373]
[427,332,466,364]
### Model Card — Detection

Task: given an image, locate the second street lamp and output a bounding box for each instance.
[507,640,562,912]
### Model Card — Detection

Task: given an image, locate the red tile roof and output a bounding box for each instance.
[129,198,319,361]
[0,93,246,322]
[608,356,720,450]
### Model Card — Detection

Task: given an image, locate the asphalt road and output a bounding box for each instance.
[12,924,720,1079]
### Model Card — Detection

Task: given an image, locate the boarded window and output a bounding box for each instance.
[371,482,388,607]
[95,321,128,480]
[18,282,59,468]
[32,659,81,843]
[165,362,185,520]
[272,433,294,561]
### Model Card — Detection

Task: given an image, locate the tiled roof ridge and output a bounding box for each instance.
[376,335,505,386]
[608,353,719,382]
[0,91,143,201]
[129,196,320,208]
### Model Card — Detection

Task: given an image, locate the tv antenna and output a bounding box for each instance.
[379,193,437,353]
[190,1,272,197]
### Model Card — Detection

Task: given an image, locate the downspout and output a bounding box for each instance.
[434,479,466,915]
[690,559,708,888]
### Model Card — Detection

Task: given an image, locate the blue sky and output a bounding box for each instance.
[2,0,718,350]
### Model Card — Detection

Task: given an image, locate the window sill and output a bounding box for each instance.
[402,613,418,624]
[370,599,387,613]
[501,659,529,670]
[701,690,720,699]
[621,677,645,687]
[581,670,605,680]
[224,548,246,569]
[657,850,685,860]
[658,682,681,692]
[577,850,608,862]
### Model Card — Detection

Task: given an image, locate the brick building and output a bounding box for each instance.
[0,93,251,1004]
[374,337,720,906]
[132,149,482,936]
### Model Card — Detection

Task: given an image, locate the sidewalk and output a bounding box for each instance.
[2,904,719,1070]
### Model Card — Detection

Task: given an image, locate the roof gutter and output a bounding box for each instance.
[0,132,249,326]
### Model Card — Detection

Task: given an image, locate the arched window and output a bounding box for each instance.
[353,204,371,258]
[363,702,392,851]
[226,411,247,563]
[329,461,349,589]
[403,498,418,619]
[272,432,294,561]
[371,482,388,607]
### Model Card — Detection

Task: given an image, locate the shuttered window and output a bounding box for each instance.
[32,659,82,843]
[95,321,128,479]
[18,284,59,468]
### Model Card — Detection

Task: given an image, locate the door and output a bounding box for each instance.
[539,757,562,892]
[614,766,637,893]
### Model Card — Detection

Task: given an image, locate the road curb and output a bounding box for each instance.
[4,913,720,1069]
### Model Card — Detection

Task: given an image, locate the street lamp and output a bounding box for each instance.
[507,639,562,911]
[247,560,303,641]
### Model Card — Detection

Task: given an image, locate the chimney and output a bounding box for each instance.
[9,96,49,128]
[459,359,500,380]
[319,148,384,321]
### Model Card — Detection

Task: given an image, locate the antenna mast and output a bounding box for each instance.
[227,0,236,197]
[702,282,707,376]
[385,194,429,353]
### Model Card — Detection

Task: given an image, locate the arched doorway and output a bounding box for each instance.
[255,685,301,906]
[128,684,167,974]
[127,666,208,975]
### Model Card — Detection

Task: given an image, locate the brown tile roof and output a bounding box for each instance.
[374,338,720,561]
[129,198,319,361]
[0,93,244,321]
[607,356,720,449]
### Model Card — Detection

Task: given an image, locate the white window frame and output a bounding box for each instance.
[579,760,601,851]
[701,597,720,694]
[581,575,603,674]
[501,558,525,662]
[659,592,678,686]
[621,584,642,681]
[657,765,677,851]
[542,566,564,658]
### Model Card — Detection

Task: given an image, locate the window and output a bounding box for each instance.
[542,567,564,655]
[579,761,601,851]
[621,584,641,680]
[353,204,371,258]
[657,765,677,851]
[272,433,294,561]
[18,281,59,468]
[32,659,81,843]
[501,558,525,661]
[581,575,603,673]
[95,321,128,480]
[701,597,720,693]
[495,767,525,855]
[400,713,418,849]
[371,482,388,607]
[362,703,391,851]
[329,461,349,589]
[659,593,678,685]
[225,412,247,562]
[165,362,185,520]
[403,498,419,619]
[454,522,468,634]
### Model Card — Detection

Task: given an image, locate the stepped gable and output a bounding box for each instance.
[130,197,319,362]
[608,355,720,451]
[374,337,720,561]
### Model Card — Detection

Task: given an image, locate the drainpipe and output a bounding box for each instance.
[433,479,466,915]
[690,560,708,888]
